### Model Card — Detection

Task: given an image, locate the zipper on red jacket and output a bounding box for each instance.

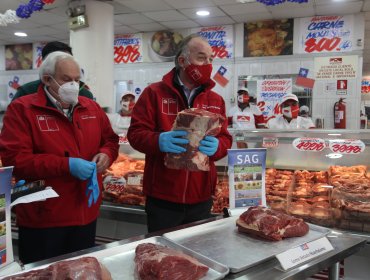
[182,170,189,203]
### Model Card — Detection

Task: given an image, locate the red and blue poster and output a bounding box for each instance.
[114,33,143,64]
[192,25,233,59]
[228,149,266,209]
[33,42,47,69]
[298,15,353,54]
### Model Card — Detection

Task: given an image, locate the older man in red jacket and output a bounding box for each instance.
[128,34,232,233]
[0,51,119,264]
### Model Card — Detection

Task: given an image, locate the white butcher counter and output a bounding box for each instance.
[4,215,366,280]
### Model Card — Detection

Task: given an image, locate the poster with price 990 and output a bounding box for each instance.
[228,149,266,209]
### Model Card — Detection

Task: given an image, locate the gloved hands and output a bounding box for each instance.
[199,136,219,156]
[159,130,189,153]
[69,158,96,180]
[15,180,26,187]
[92,153,110,173]
[86,163,99,207]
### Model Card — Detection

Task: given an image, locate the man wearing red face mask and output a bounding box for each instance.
[108,92,136,135]
[267,93,315,129]
[127,34,232,233]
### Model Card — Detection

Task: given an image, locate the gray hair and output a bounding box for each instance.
[174,33,207,70]
[39,51,79,78]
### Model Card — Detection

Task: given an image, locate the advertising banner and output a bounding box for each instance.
[298,15,353,54]
[148,30,185,62]
[314,55,358,80]
[114,33,143,64]
[228,149,266,209]
[192,25,233,59]
[32,42,46,69]
[5,44,33,70]
[256,79,292,119]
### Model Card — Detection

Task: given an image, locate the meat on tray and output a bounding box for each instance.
[236,206,309,241]
[165,108,224,171]
[3,257,111,280]
[135,243,209,280]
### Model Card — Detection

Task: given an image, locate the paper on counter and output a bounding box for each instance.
[10,187,59,208]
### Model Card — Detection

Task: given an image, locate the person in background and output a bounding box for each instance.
[108,91,136,135]
[0,51,119,264]
[12,41,94,101]
[127,34,232,233]
[299,105,310,118]
[267,93,315,129]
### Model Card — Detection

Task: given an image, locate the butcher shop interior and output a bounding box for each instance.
[1,0,370,279]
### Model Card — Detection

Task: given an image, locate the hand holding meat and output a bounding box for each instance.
[92,152,110,173]
[69,158,96,180]
[159,130,189,153]
[199,135,219,156]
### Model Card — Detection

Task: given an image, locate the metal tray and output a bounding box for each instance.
[163,216,331,273]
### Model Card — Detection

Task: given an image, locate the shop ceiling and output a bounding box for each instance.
[0,0,369,45]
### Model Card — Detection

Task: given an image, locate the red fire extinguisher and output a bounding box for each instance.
[334,98,346,129]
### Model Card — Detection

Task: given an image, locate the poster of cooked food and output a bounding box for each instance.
[244,19,293,57]
[297,15,353,54]
[148,30,184,62]
[228,149,266,208]
[192,25,233,59]
[5,43,33,70]
[0,167,13,268]
[114,33,143,64]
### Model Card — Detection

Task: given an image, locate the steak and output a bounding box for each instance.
[3,257,112,280]
[236,206,309,241]
[165,108,224,171]
[135,243,209,280]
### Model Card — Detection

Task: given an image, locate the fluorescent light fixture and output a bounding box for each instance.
[196,10,210,16]
[325,153,343,159]
[14,32,27,37]
[251,130,259,133]
[327,133,342,136]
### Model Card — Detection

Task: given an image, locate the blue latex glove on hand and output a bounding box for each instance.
[199,136,219,156]
[15,180,26,187]
[69,158,96,180]
[86,163,99,207]
[159,130,189,154]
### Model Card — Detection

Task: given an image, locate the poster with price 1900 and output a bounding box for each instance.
[298,15,354,54]
[114,34,143,64]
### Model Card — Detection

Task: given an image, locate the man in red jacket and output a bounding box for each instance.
[0,51,119,264]
[127,34,232,232]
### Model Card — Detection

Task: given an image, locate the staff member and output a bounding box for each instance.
[127,34,232,233]
[0,51,119,264]
[267,93,315,129]
[108,91,136,135]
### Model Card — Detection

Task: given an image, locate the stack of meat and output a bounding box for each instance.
[329,165,370,232]
[103,153,146,206]
[265,169,293,212]
[211,177,229,213]
[288,170,333,226]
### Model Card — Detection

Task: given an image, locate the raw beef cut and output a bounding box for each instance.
[236,206,309,241]
[135,243,209,280]
[3,257,112,280]
[165,108,224,171]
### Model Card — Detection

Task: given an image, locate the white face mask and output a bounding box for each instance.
[50,77,79,105]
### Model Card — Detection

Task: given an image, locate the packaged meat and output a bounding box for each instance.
[134,243,209,280]
[164,108,224,171]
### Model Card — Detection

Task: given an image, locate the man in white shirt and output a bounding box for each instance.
[267,93,315,129]
[108,92,136,136]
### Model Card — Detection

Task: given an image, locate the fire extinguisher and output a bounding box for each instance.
[334,98,346,129]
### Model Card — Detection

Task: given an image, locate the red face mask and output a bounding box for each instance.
[238,94,250,104]
[184,63,213,86]
[282,105,299,119]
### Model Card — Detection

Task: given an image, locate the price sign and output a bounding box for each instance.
[328,139,365,154]
[118,132,129,145]
[292,138,325,152]
[263,137,279,148]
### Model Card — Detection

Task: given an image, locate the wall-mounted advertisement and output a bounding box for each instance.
[192,25,234,59]
[298,15,353,54]
[5,44,33,70]
[147,31,185,62]
[244,19,293,57]
[33,42,46,69]
[314,55,358,80]
[114,33,143,64]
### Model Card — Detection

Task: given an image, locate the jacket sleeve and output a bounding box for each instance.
[127,87,162,156]
[0,102,70,180]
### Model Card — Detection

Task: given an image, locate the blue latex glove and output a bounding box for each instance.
[69,158,95,180]
[199,136,219,156]
[15,180,26,187]
[159,130,189,154]
[86,163,99,207]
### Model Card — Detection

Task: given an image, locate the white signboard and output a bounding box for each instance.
[314,55,358,80]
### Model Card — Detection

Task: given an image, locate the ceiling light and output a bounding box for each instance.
[14,32,27,37]
[196,10,210,16]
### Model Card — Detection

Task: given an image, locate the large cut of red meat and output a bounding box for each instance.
[3,257,112,280]
[135,243,209,280]
[236,206,309,241]
[165,108,224,171]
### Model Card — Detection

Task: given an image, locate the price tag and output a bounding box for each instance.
[118,133,129,145]
[292,138,325,152]
[276,237,334,271]
[127,176,142,186]
[262,137,279,148]
[328,139,365,154]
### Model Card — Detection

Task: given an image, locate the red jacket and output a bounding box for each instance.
[0,86,119,228]
[127,68,232,204]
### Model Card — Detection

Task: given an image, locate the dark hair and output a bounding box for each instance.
[42,41,72,59]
